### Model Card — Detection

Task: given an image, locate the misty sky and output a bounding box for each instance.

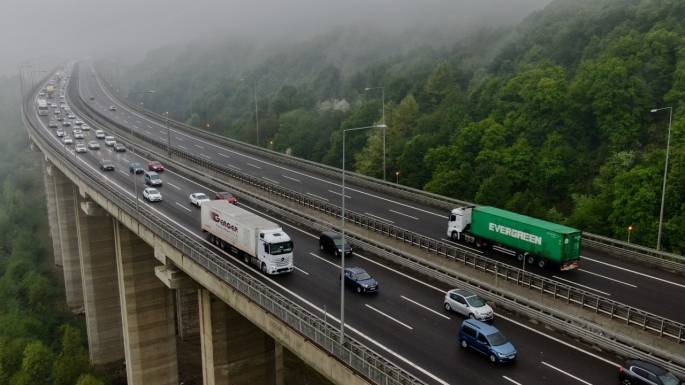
[2,0,553,78]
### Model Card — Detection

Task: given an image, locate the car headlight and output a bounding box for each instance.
[498,352,507,357]
[338,248,343,252]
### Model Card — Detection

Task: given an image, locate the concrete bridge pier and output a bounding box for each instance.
[115,223,178,385]
[75,190,124,364]
[42,159,62,267]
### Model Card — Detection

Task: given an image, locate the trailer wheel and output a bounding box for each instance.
[209,234,215,243]
[516,252,525,262]
[526,255,536,265]
[219,239,225,249]
[475,238,483,248]
[451,231,459,241]
[261,263,267,274]
[537,258,547,268]
[243,253,250,265]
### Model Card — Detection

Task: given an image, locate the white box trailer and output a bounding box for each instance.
[201,201,293,274]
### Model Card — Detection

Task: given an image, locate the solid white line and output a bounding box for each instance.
[389,210,419,220]
[282,175,301,183]
[365,305,413,329]
[199,154,211,159]
[579,269,637,287]
[175,202,192,212]
[294,266,309,275]
[166,183,181,190]
[307,193,329,201]
[308,253,340,268]
[218,153,229,158]
[552,276,611,296]
[365,212,394,223]
[195,145,204,149]
[541,361,593,384]
[503,376,523,385]
[263,177,279,184]
[401,296,450,319]
[582,256,685,289]
[247,163,262,169]
[328,190,351,198]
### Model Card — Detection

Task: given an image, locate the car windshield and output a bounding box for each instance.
[270,241,293,255]
[196,194,208,200]
[466,296,487,308]
[333,238,349,247]
[355,272,372,280]
[148,189,159,195]
[660,372,680,385]
[219,192,233,198]
[132,163,141,168]
[486,332,508,346]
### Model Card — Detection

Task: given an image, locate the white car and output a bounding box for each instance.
[444,289,494,321]
[62,135,73,145]
[72,129,84,139]
[104,136,116,146]
[87,141,100,150]
[81,124,90,131]
[74,119,84,125]
[143,188,162,202]
[189,193,210,207]
[56,129,65,137]
[95,130,105,139]
[74,143,87,153]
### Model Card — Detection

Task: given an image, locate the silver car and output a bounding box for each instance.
[74,143,87,153]
[143,188,162,202]
[72,129,84,139]
[87,141,100,150]
[62,135,73,145]
[444,289,494,321]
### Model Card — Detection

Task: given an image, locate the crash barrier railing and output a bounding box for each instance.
[72,80,685,348]
[22,103,426,385]
[89,64,685,274]
[43,91,685,379]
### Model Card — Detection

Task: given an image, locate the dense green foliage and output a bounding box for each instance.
[129,0,685,253]
[0,76,107,385]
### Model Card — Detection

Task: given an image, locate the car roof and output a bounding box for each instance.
[626,360,668,375]
[448,289,477,298]
[346,267,366,274]
[462,318,499,334]
[322,231,342,239]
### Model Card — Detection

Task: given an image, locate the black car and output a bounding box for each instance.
[89,96,95,100]
[99,159,114,171]
[342,267,378,293]
[48,121,58,128]
[619,359,683,385]
[62,121,71,127]
[114,143,126,152]
[319,231,352,257]
[57,116,64,121]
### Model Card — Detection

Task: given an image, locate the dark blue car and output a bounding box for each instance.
[342,267,378,293]
[129,163,144,174]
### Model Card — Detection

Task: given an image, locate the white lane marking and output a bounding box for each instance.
[195,145,204,149]
[499,314,620,367]
[160,137,167,141]
[247,163,262,169]
[175,202,192,212]
[365,305,413,330]
[218,153,229,158]
[199,154,211,159]
[166,183,181,190]
[175,137,183,141]
[295,266,309,275]
[282,175,301,182]
[136,120,141,123]
[389,210,419,220]
[503,376,522,385]
[119,170,128,176]
[160,130,166,134]
[263,177,279,184]
[541,362,593,384]
[401,296,449,320]
[145,131,151,135]
[148,125,153,128]
[365,212,394,223]
[133,125,138,129]
[227,165,241,171]
[579,269,636,287]
[307,193,329,201]
[309,253,340,268]
[582,256,685,289]
[328,190,351,198]
[552,276,612,296]
[122,157,129,162]
[178,145,187,149]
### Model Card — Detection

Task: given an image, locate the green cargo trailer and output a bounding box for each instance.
[447,206,581,271]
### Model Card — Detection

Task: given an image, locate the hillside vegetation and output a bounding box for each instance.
[129,0,685,253]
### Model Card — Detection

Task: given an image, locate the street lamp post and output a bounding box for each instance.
[650,107,673,251]
[127,91,156,211]
[241,78,259,146]
[395,171,399,184]
[340,124,386,343]
[165,111,171,155]
[365,87,386,180]
[628,226,633,243]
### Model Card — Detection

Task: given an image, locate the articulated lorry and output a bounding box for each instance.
[447,206,581,271]
[201,200,294,274]
[46,86,55,98]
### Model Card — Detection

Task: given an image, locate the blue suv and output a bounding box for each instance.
[459,319,517,363]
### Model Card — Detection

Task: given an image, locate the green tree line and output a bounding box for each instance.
[129,0,685,253]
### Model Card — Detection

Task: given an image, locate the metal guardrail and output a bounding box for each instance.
[92,64,685,273]
[23,101,426,385]
[74,83,685,347]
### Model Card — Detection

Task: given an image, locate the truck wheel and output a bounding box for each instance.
[219,239,225,249]
[516,252,525,262]
[261,263,267,274]
[537,258,547,268]
[209,234,215,243]
[526,255,536,265]
[451,231,459,241]
[243,254,250,265]
[475,239,483,248]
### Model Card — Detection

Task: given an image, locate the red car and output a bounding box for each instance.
[148,161,164,171]
[215,192,237,204]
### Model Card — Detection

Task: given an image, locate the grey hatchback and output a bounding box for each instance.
[619,359,683,385]
[342,267,378,293]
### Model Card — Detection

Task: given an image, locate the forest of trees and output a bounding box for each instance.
[119,0,685,254]
[0,77,108,384]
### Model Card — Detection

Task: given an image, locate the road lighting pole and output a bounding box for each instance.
[650,107,672,251]
[127,91,156,211]
[365,87,386,180]
[340,124,386,343]
[628,226,633,243]
[165,111,171,155]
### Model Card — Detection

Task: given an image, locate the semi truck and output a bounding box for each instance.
[447,206,581,271]
[46,86,55,98]
[201,200,294,275]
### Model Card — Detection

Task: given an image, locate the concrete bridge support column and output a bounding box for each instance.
[115,223,178,385]
[43,160,62,267]
[176,288,200,341]
[75,192,124,365]
[199,289,283,385]
[49,165,83,307]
